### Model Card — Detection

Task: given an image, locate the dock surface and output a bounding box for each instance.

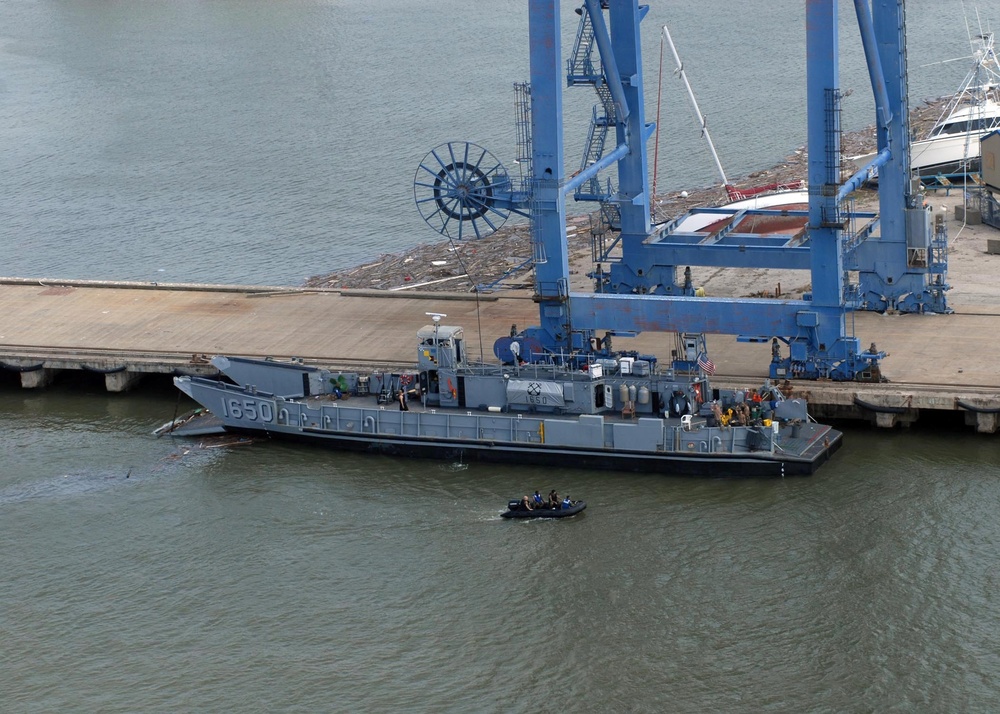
[0,277,998,432]
[2,194,999,432]
[0,278,995,382]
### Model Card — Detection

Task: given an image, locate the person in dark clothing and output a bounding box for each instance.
[397,389,409,411]
[548,490,559,508]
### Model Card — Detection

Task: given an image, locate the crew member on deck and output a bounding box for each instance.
[397,389,409,411]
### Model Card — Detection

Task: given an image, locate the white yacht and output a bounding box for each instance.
[912,31,1000,179]
[857,31,1000,183]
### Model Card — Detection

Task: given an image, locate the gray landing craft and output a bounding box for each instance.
[171,319,841,478]
[169,0,872,475]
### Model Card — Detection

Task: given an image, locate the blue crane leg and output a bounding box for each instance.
[528,0,572,349]
[874,0,910,229]
[603,0,650,241]
[806,0,845,313]
[849,0,950,314]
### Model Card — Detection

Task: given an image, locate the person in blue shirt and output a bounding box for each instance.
[562,496,572,509]
[533,490,544,507]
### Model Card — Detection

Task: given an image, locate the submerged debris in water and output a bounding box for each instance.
[161,436,255,463]
[199,437,254,449]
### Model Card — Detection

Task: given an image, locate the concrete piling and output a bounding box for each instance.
[105,370,144,393]
[19,368,57,389]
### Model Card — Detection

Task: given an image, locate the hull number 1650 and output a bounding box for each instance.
[221,398,274,422]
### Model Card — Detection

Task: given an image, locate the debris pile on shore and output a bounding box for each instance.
[305,99,948,294]
[306,214,598,293]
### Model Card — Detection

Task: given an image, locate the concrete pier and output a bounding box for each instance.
[969,412,999,434]
[19,367,57,389]
[104,370,144,392]
[0,277,997,434]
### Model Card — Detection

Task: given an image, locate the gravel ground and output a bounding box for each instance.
[305,99,951,294]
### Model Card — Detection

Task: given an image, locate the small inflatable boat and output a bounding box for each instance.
[501,500,586,519]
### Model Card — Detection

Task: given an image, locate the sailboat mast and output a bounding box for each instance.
[661,24,729,186]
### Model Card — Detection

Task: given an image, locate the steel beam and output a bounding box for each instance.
[583,0,630,123]
[570,293,806,336]
[873,0,910,243]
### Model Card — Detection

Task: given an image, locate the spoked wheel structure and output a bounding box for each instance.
[414,142,511,240]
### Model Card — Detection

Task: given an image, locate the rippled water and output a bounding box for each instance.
[0,0,975,285]
[2,381,1000,711]
[2,1,1000,711]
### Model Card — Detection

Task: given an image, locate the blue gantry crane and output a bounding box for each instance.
[413,0,945,381]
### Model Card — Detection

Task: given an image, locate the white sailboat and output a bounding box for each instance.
[656,24,807,235]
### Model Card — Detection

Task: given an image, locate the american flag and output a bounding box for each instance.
[697,353,716,375]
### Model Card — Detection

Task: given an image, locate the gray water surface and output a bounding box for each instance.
[0,0,975,285]
[2,1,998,710]
[2,385,1000,712]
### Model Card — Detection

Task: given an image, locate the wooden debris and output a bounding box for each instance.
[305,99,950,294]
